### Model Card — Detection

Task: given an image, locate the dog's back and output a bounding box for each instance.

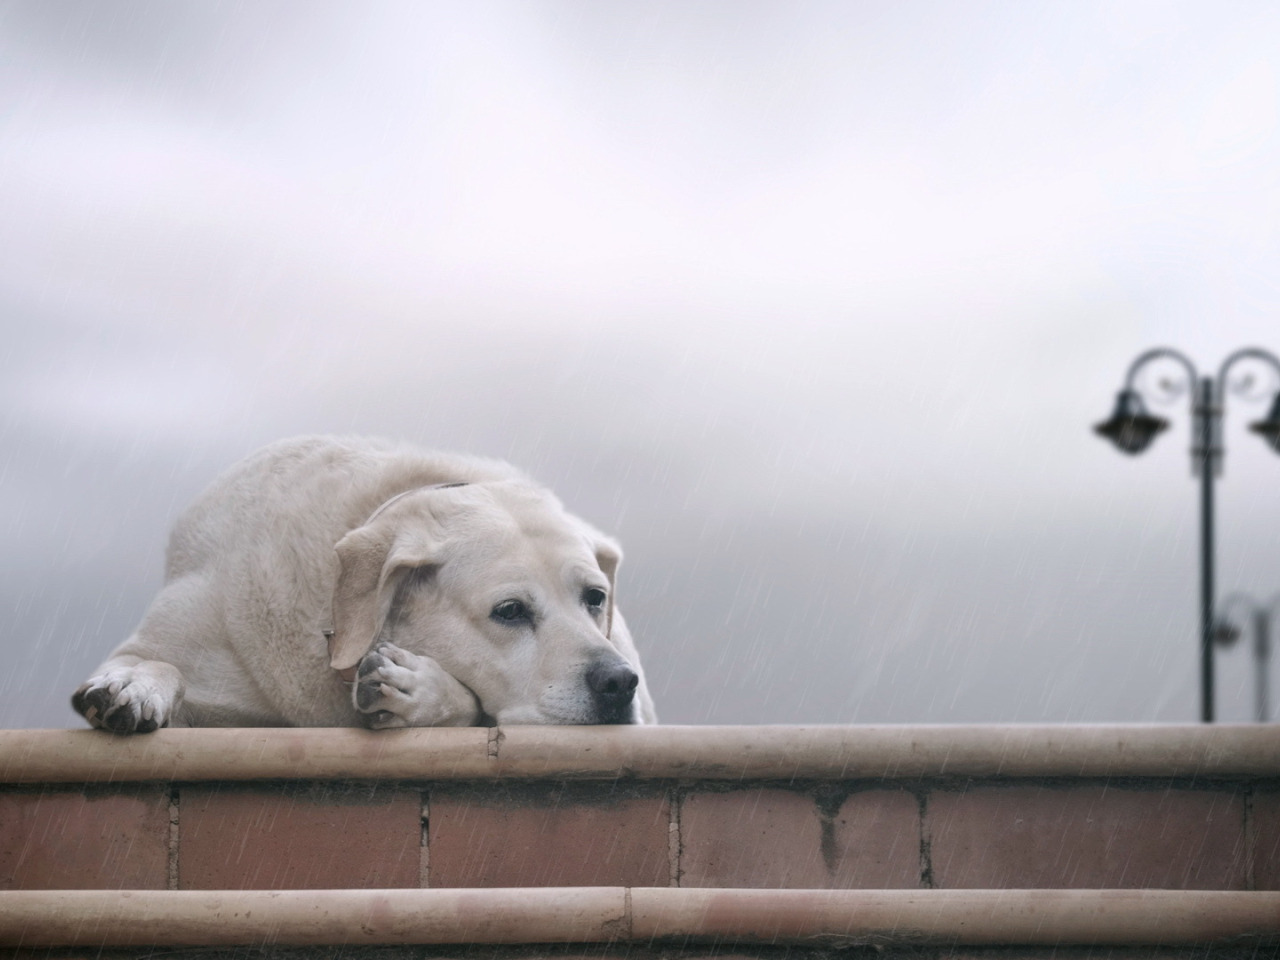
[166,436,516,581]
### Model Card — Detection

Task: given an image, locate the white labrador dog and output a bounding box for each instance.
[72,436,655,732]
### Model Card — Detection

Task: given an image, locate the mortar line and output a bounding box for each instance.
[1244,783,1256,891]
[167,787,180,891]
[918,789,933,889]
[420,790,431,889]
[668,787,682,887]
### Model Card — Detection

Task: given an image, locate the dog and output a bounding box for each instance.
[72,436,656,731]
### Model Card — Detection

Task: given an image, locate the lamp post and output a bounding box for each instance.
[1212,592,1279,723]
[1093,347,1280,723]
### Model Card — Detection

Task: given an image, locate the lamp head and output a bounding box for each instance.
[1248,393,1280,454]
[1094,389,1169,455]
[1212,619,1241,648]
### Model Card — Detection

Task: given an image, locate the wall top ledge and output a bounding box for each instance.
[0,725,1275,783]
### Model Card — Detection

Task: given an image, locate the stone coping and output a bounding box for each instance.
[0,888,1278,947]
[0,724,1276,783]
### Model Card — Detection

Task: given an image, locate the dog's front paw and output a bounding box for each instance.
[72,665,177,734]
[354,643,481,728]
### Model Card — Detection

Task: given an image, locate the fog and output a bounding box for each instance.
[2,0,1279,726]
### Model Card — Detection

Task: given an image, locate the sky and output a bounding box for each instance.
[2,0,1280,727]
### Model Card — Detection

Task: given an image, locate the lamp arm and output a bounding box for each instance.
[1123,347,1199,395]
[1216,591,1259,627]
[1216,347,1280,405]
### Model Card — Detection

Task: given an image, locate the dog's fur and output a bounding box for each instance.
[72,436,655,731]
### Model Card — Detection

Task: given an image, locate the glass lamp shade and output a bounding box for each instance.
[1248,394,1280,454]
[1093,389,1169,455]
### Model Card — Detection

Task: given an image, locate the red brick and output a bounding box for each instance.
[1253,787,1280,890]
[679,788,827,888]
[927,784,1246,889]
[179,784,420,890]
[831,789,922,888]
[428,784,670,887]
[0,786,169,890]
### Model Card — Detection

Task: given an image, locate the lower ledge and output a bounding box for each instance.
[1,888,1277,948]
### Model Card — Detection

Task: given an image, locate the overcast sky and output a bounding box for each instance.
[3,0,1280,727]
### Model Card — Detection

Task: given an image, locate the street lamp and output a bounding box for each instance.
[1093,346,1280,723]
[1213,592,1279,723]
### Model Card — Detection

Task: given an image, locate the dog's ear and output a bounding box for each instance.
[330,518,441,671]
[580,523,622,640]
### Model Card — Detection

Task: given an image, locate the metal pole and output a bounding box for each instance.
[1197,377,1216,723]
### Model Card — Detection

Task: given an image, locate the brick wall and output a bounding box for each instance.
[1,728,1278,957]
[3,776,1276,892]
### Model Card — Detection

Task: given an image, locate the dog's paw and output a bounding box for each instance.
[354,643,480,728]
[72,666,174,734]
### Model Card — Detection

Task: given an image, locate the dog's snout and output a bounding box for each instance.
[586,658,638,718]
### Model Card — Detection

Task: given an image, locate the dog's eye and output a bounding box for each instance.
[583,588,607,611]
[491,599,530,624]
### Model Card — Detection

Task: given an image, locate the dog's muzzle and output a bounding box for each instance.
[585,656,639,724]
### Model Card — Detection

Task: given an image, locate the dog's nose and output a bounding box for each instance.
[586,658,638,714]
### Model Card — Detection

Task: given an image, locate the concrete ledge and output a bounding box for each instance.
[0,888,1277,947]
[1,724,1277,783]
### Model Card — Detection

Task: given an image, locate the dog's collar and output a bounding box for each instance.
[362,480,471,525]
[327,481,472,683]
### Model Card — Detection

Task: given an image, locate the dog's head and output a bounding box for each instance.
[328,480,641,724]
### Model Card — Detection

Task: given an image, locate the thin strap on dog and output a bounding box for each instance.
[362,481,471,525]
